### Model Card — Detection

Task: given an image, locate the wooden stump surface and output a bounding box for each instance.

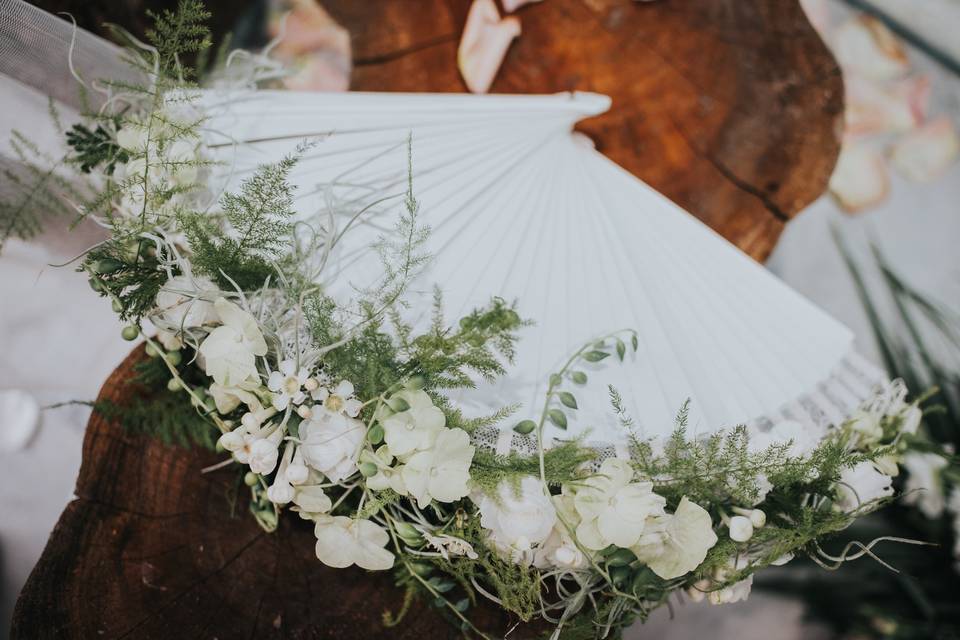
[12,0,843,637]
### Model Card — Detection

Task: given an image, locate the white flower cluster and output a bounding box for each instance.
[362,389,475,509]
[475,459,717,580]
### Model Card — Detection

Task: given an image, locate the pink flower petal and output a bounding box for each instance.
[458,0,521,94]
[502,0,543,12]
[270,0,351,92]
[828,141,889,213]
[890,116,959,183]
[832,15,909,81]
[845,75,929,136]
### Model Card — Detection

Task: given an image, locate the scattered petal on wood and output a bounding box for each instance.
[457,0,521,94]
[502,0,543,12]
[890,116,959,183]
[845,75,929,136]
[0,389,40,452]
[270,0,351,91]
[832,15,909,81]
[828,141,890,213]
[798,0,830,37]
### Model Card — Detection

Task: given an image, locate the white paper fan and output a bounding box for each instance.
[198,89,886,454]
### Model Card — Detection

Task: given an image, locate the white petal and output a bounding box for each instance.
[457,0,521,94]
[832,15,909,81]
[344,398,363,417]
[335,380,355,398]
[890,116,959,183]
[280,359,296,376]
[828,141,889,213]
[314,516,356,568]
[598,507,645,548]
[267,371,283,392]
[0,389,40,452]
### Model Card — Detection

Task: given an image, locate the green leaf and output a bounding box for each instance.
[549,373,562,387]
[616,338,626,361]
[513,420,537,435]
[631,333,639,351]
[559,391,578,409]
[548,409,567,429]
[584,350,610,362]
[571,371,588,384]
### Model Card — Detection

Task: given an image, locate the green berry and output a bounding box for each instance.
[145,343,159,358]
[166,378,181,392]
[244,472,259,487]
[166,350,182,366]
[121,325,139,341]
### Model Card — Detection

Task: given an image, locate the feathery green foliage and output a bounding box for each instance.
[145,0,212,81]
[182,146,303,290]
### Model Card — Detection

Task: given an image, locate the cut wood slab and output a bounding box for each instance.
[325,0,844,261]
[12,0,843,637]
[11,347,537,639]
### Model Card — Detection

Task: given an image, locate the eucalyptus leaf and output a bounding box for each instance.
[548,408,568,429]
[631,333,639,351]
[514,419,537,435]
[616,338,626,361]
[571,371,588,384]
[584,350,610,362]
[559,391,578,409]
[549,373,562,387]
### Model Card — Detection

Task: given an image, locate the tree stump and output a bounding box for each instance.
[11,1,843,638]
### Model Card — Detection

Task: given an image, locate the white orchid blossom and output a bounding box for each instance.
[313,515,395,570]
[380,389,446,458]
[299,411,366,482]
[835,461,894,512]
[477,476,557,564]
[199,298,268,386]
[401,428,474,508]
[632,497,717,580]
[572,458,666,550]
[902,452,949,518]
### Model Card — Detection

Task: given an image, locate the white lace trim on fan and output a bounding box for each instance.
[470,349,890,463]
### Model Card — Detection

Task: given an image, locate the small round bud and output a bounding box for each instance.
[166,350,183,366]
[303,378,320,392]
[244,472,259,487]
[387,396,410,412]
[241,412,259,429]
[297,405,313,420]
[728,515,754,542]
[368,423,385,445]
[166,378,181,392]
[732,506,766,529]
[358,461,378,477]
[111,299,123,313]
[121,325,139,341]
[145,343,160,358]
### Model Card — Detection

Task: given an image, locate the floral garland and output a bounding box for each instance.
[3,3,930,639]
